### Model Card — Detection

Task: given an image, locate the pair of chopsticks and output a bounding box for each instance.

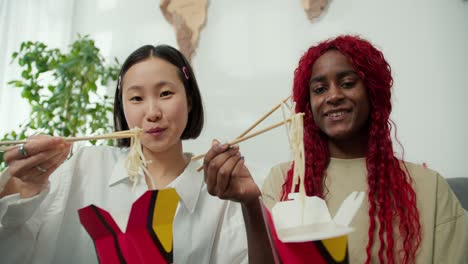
[0,130,138,152]
[192,95,295,171]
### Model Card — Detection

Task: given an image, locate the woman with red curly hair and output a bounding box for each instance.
[202,35,467,263]
[261,35,467,263]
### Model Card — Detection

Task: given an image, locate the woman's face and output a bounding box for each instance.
[308,50,370,142]
[121,57,189,154]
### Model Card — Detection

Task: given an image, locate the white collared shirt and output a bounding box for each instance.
[0,146,248,264]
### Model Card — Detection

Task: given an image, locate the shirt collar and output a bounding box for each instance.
[166,155,203,214]
[109,148,131,186]
[108,151,203,214]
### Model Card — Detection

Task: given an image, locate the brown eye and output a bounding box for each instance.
[160,91,173,97]
[312,86,326,94]
[340,76,358,89]
[130,96,143,101]
[341,81,355,89]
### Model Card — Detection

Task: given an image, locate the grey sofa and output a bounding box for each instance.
[447,177,468,211]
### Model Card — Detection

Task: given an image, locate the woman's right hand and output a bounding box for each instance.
[202,139,261,206]
[3,135,72,198]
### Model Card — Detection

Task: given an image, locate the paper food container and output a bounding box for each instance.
[78,188,179,264]
[261,191,365,264]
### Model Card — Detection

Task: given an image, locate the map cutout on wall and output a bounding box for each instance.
[302,0,328,21]
[160,0,208,62]
[160,0,328,61]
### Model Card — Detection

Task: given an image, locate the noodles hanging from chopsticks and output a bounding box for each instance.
[283,102,306,222]
[0,127,155,189]
[123,127,156,190]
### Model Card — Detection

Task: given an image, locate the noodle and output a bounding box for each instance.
[282,103,306,223]
[123,127,155,190]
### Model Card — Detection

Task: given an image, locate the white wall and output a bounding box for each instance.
[0,0,75,136]
[25,0,468,182]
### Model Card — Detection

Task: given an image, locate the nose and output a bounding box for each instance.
[325,82,345,105]
[146,99,162,122]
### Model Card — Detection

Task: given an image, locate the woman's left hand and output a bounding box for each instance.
[202,139,261,205]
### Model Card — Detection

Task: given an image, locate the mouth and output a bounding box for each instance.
[146,127,166,135]
[324,109,352,120]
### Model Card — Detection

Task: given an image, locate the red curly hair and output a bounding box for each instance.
[281,35,421,264]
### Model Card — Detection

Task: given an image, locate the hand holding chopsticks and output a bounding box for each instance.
[0,129,142,198]
[192,113,302,164]
[198,95,295,205]
[194,95,297,172]
[0,130,139,152]
[1,135,73,198]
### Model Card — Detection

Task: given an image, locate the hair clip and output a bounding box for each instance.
[182,66,189,80]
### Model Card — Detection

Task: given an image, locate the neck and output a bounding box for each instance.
[328,132,368,159]
[142,140,188,189]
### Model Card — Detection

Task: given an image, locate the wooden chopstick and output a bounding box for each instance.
[63,133,136,142]
[193,113,303,172]
[0,146,12,152]
[192,95,292,171]
[0,139,28,145]
[0,130,138,148]
[236,95,291,139]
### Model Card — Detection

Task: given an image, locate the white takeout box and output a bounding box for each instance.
[272,191,365,243]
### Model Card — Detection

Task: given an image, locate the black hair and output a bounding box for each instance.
[113,45,204,147]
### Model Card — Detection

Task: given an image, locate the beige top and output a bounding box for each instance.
[262,158,468,264]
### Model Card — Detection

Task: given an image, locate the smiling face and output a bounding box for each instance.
[121,57,189,154]
[309,50,370,142]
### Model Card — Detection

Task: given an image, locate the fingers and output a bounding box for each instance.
[22,148,69,181]
[203,139,260,204]
[202,139,229,170]
[5,136,71,185]
[231,156,246,179]
[229,157,247,196]
[215,152,242,198]
[205,143,239,195]
[25,153,68,187]
[4,136,66,162]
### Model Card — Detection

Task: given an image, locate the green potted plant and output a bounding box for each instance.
[0,35,120,168]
